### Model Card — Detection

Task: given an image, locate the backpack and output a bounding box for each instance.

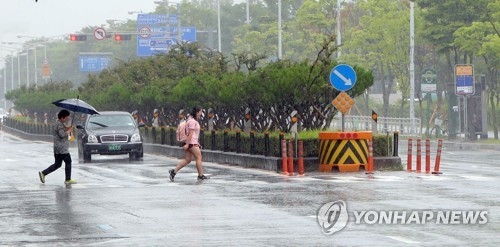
[176,121,188,142]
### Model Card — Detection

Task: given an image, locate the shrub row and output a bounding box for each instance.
[143,127,394,157]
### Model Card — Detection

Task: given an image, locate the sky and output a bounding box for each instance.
[0,0,157,55]
[0,0,249,67]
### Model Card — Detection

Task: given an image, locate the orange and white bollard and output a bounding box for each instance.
[298,140,304,176]
[281,139,288,175]
[432,139,443,174]
[287,140,294,176]
[407,139,413,171]
[365,138,374,174]
[416,139,422,172]
[425,139,431,173]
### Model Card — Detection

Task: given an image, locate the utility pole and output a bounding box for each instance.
[246,0,250,24]
[409,0,416,135]
[337,0,341,58]
[217,0,221,52]
[278,0,282,59]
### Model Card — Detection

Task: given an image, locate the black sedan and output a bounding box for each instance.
[76,111,144,162]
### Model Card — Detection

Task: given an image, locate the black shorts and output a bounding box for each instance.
[188,144,199,149]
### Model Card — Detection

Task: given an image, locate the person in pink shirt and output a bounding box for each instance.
[169,106,209,181]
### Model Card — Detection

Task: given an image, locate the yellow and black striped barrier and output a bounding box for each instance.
[319,131,373,172]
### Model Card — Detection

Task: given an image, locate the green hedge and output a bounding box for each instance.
[3,117,395,158]
[142,127,395,157]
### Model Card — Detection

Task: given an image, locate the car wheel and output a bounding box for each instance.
[83,151,91,163]
[129,152,141,160]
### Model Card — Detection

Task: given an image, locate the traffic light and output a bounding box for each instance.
[114,34,132,41]
[69,34,87,41]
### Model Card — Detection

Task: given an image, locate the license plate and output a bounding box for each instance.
[108,144,121,151]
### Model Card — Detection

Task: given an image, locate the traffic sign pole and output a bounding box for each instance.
[329,64,357,132]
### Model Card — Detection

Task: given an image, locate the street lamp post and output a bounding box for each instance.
[154,1,182,48]
[17,53,20,89]
[31,46,37,87]
[17,36,52,84]
[127,10,143,15]
[1,58,6,110]
[246,0,250,24]
[278,0,282,59]
[337,0,341,58]
[0,46,17,92]
[18,52,28,88]
[10,52,14,92]
[409,0,416,135]
[25,49,29,88]
[217,0,221,52]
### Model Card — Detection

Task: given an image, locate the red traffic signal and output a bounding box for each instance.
[114,34,131,41]
[69,34,87,41]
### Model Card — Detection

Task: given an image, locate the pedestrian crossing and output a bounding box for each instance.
[303,172,497,183]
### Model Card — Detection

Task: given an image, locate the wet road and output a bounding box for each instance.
[1,131,500,246]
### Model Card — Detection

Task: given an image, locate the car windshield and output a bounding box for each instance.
[87,114,135,129]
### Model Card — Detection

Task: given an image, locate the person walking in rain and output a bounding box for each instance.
[38,109,77,185]
[169,106,209,181]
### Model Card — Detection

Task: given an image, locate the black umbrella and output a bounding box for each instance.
[52,97,99,115]
[52,96,99,127]
[52,97,98,141]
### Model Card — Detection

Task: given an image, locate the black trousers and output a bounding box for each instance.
[42,153,72,181]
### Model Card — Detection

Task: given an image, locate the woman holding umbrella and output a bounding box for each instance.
[38,109,77,185]
[39,97,98,184]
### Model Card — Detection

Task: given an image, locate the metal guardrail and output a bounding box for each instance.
[331,115,422,137]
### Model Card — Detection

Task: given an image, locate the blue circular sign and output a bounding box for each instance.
[329,64,357,91]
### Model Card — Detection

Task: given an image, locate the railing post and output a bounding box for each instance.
[407,138,413,171]
[144,127,149,143]
[393,131,399,156]
[199,129,205,147]
[160,127,166,144]
[223,130,229,152]
[264,131,270,156]
[211,130,216,150]
[151,127,157,144]
[250,131,255,154]
[169,127,175,145]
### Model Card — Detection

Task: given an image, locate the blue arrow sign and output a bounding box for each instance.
[329,64,357,91]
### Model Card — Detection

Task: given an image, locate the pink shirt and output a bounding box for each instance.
[185,117,200,144]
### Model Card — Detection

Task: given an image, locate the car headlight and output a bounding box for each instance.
[131,133,141,142]
[88,134,98,143]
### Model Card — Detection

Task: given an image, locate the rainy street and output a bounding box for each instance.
[1,131,499,246]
